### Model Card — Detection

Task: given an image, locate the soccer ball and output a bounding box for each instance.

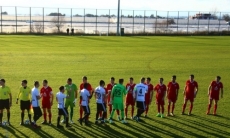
[24,119,30,125]
[2,121,7,126]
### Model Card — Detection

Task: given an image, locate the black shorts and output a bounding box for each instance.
[0,99,10,110]
[33,106,42,116]
[82,106,90,114]
[136,101,146,110]
[58,108,68,116]
[97,103,107,112]
[20,100,30,110]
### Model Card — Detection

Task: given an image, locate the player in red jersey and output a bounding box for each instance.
[206,76,223,115]
[125,77,136,119]
[166,75,179,116]
[182,74,198,115]
[40,80,53,125]
[155,78,167,118]
[144,77,154,117]
[79,76,93,121]
[107,77,120,120]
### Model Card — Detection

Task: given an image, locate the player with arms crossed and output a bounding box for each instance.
[166,76,179,116]
[125,77,136,119]
[31,81,42,128]
[40,80,53,125]
[0,79,12,125]
[182,75,198,115]
[133,77,148,122]
[95,80,107,124]
[79,83,94,126]
[155,78,167,118]
[56,86,71,128]
[16,80,32,125]
[62,78,78,124]
[107,77,120,120]
[144,77,154,117]
[109,79,127,124]
[206,76,223,115]
[79,76,92,122]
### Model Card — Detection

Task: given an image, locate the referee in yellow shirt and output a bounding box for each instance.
[16,80,32,125]
[0,79,12,125]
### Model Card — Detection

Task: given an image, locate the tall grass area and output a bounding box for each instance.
[0,36,230,138]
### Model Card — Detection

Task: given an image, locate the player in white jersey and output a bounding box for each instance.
[95,80,107,124]
[79,83,94,126]
[133,77,148,122]
[31,81,42,128]
[56,86,71,128]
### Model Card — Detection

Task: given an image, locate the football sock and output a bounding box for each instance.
[182,103,186,113]
[102,112,107,121]
[145,105,149,115]
[66,117,69,126]
[21,112,25,122]
[161,105,164,114]
[131,106,134,117]
[48,113,52,122]
[116,110,120,116]
[157,104,160,113]
[80,107,83,119]
[109,105,112,114]
[7,112,10,122]
[207,104,211,112]
[43,113,47,121]
[189,104,193,113]
[125,106,128,117]
[70,107,73,120]
[99,111,102,118]
[57,116,60,125]
[121,110,124,120]
[110,109,115,119]
[214,104,217,113]
[28,114,32,123]
[0,113,3,122]
[172,103,175,113]
[168,104,171,114]
[96,111,100,120]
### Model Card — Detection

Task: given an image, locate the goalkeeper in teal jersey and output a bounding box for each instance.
[109,79,128,124]
[61,78,78,124]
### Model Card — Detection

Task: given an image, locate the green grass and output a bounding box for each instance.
[0,35,230,138]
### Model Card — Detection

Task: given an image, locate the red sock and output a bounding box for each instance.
[116,110,120,116]
[43,113,47,121]
[80,107,83,119]
[161,105,164,114]
[157,104,160,113]
[145,105,149,115]
[207,104,211,112]
[131,106,134,117]
[182,104,186,113]
[214,104,217,114]
[172,103,175,113]
[125,106,128,117]
[109,105,112,114]
[48,114,52,122]
[99,111,102,118]
[189,104,193,114]
[168,104,170,114]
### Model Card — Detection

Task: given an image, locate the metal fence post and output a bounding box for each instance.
[15,6,17,33]
[108,9,110,34]
[155,11,157,34]
[187,11,189,34]
[144,10,146,33]
[133,10,134,34]
[218,12,221,34]
[71,8,72,29]
[43,7,44,34]
[208,12,210,34]
[30,7,31,33]
[84,9,85,33]
[198,12,200,32]
[1,6,2,33]
[177,11,179,34]
[96,9,97,34]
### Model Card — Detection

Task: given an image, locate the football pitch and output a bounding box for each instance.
[0,35,230,138]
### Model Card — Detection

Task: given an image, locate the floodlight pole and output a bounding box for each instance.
[117,0,120,36]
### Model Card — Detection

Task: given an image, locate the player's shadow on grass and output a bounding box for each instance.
[147,117,207,138]
[25,125,56,138]
[6,125,30,138]
[50,124,79,138]
[168,116,227,138]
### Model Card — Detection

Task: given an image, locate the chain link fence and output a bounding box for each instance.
[0,6,230,35]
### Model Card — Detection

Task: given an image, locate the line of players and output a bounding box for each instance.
[0,75,223,128]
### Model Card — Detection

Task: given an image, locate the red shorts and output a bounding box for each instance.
[156,99,165,105]
[42,101,51,109]
[125,97,135,106]
[210,93,219,100]
[168,96,177,103]
[184,96,194,102]
[145,97,151,105]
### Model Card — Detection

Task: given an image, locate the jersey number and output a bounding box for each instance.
[115,89,121,96]
[96,93,101,99]
[139,89,142,94]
